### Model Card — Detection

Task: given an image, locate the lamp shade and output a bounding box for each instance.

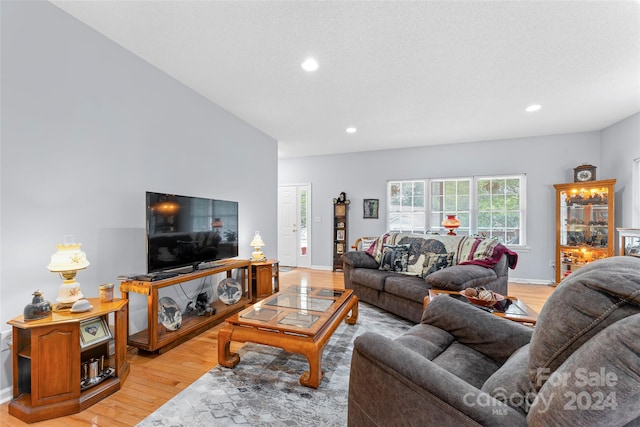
[47,243,90,272]
[250,232,265,248]
[442,215,461,235]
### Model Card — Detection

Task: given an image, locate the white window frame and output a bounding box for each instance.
[387,174,527,247]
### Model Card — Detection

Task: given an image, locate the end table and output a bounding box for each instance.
[251,259,279,301]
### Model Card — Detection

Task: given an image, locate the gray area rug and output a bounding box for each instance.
[137,303,413,427]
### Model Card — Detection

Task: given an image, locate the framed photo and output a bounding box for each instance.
[363,199,379,219]
[80,316,112,349]
[336,229,345,241]
[337,243,345,254]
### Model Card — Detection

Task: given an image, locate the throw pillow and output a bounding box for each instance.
[379,244,410,272]
[422,252,454,277]
[360,238,377,252]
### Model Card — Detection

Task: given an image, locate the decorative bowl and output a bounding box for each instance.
[460,288,505,307]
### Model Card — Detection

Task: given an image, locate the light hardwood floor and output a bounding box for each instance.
[0,269,554,426]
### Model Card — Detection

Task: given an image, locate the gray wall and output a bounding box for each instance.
[601,113,640,231]
[0,1,278,395]
[280,118,639,282]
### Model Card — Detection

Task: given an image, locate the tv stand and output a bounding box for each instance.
[120,258,251,353]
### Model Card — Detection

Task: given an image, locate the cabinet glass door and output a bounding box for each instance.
[559,186,611,279]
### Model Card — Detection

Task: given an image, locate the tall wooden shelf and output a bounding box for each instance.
[554,179,616,284]
[7,299,129,424]
[333,202,349,271]
[119,259,251,353]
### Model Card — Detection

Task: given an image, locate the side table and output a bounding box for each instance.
[424,289,538,325]
[251,259,279,301]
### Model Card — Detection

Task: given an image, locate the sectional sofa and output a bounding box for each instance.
[342,233,518,323]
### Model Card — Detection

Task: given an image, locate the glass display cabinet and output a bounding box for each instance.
[617,228,640,258]
[554,179,616,284]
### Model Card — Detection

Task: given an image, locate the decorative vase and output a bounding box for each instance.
[24,290,52,321]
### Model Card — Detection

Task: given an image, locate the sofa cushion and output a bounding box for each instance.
[529,256,640,391]
[384,274,431,303]
[528,313,640,426]
[432,341,502,389]
[421,296,533,364]
[379,244,410,272]
[482,344,535,415]
[424,264,497,291]
[395,323,455,360]
[350,268,397,291]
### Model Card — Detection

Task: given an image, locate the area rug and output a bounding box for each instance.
[137,303,413,427]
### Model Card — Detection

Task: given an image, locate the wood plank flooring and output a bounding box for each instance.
[0,269,554,426]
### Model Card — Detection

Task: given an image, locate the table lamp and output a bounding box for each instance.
[250,231,266,261]
[47,239,90,309]
[442,215,461,235]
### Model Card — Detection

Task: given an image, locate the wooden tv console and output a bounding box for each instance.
[119,259,252,353]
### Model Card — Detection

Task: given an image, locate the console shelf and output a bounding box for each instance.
[120,259,252,353]
[7,299,129,424]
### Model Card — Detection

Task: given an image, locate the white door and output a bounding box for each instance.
[278,184,311,267]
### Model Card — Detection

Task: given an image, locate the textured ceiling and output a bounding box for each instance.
[51,1,640,158]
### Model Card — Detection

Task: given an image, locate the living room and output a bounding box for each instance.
[1,1,639,425]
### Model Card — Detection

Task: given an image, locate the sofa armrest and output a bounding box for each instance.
[349,332,527,427]
[421,295,533,364]
[425,264,498,291]
[341,251,379,269]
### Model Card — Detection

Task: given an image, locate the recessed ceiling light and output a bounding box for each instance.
[346,127,357,134]
[525,104,542,112]
[301,58,318,72]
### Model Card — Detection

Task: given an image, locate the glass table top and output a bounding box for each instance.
[237,285,348,330]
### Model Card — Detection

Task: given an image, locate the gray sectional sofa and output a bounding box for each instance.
[342,233,517,323]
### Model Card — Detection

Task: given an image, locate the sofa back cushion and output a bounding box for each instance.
[529,256,640,391]
[366,233,518,274]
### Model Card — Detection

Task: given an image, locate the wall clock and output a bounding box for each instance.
[574,164,597,182]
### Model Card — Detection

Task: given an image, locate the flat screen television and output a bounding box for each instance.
[146,191,239,273]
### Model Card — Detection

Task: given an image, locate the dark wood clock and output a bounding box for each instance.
[574,164,597,182]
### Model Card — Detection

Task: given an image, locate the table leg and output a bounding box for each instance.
[299,346,324,388]
[218,326,240,368]
[345,295,359,325]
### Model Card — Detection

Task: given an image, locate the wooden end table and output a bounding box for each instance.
[424,289,538,325]
[218,285,358,388]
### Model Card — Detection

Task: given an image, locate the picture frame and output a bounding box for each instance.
[80,316,112,349]
[337,243,345,254]
[336,230,345,241]
[363,199,379,219]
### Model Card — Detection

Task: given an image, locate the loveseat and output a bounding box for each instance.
[348,256,640,426]
[342,233,518,322]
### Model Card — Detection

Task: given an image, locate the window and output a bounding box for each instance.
[388,181,425,233]
[388,174,526,246]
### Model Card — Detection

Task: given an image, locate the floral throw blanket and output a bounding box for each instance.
[366,233,518,277]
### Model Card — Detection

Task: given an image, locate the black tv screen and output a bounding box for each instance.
[146,192,239,273]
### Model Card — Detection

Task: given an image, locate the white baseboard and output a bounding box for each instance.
[310,265,333,271]
[0,386,12,405]
[509,277,555,286]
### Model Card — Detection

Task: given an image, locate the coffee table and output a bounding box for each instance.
[424,289,538,325]
[218,285,358,388]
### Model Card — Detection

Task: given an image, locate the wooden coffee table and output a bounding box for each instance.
[218,285,358,388]
[424,289,538,325]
